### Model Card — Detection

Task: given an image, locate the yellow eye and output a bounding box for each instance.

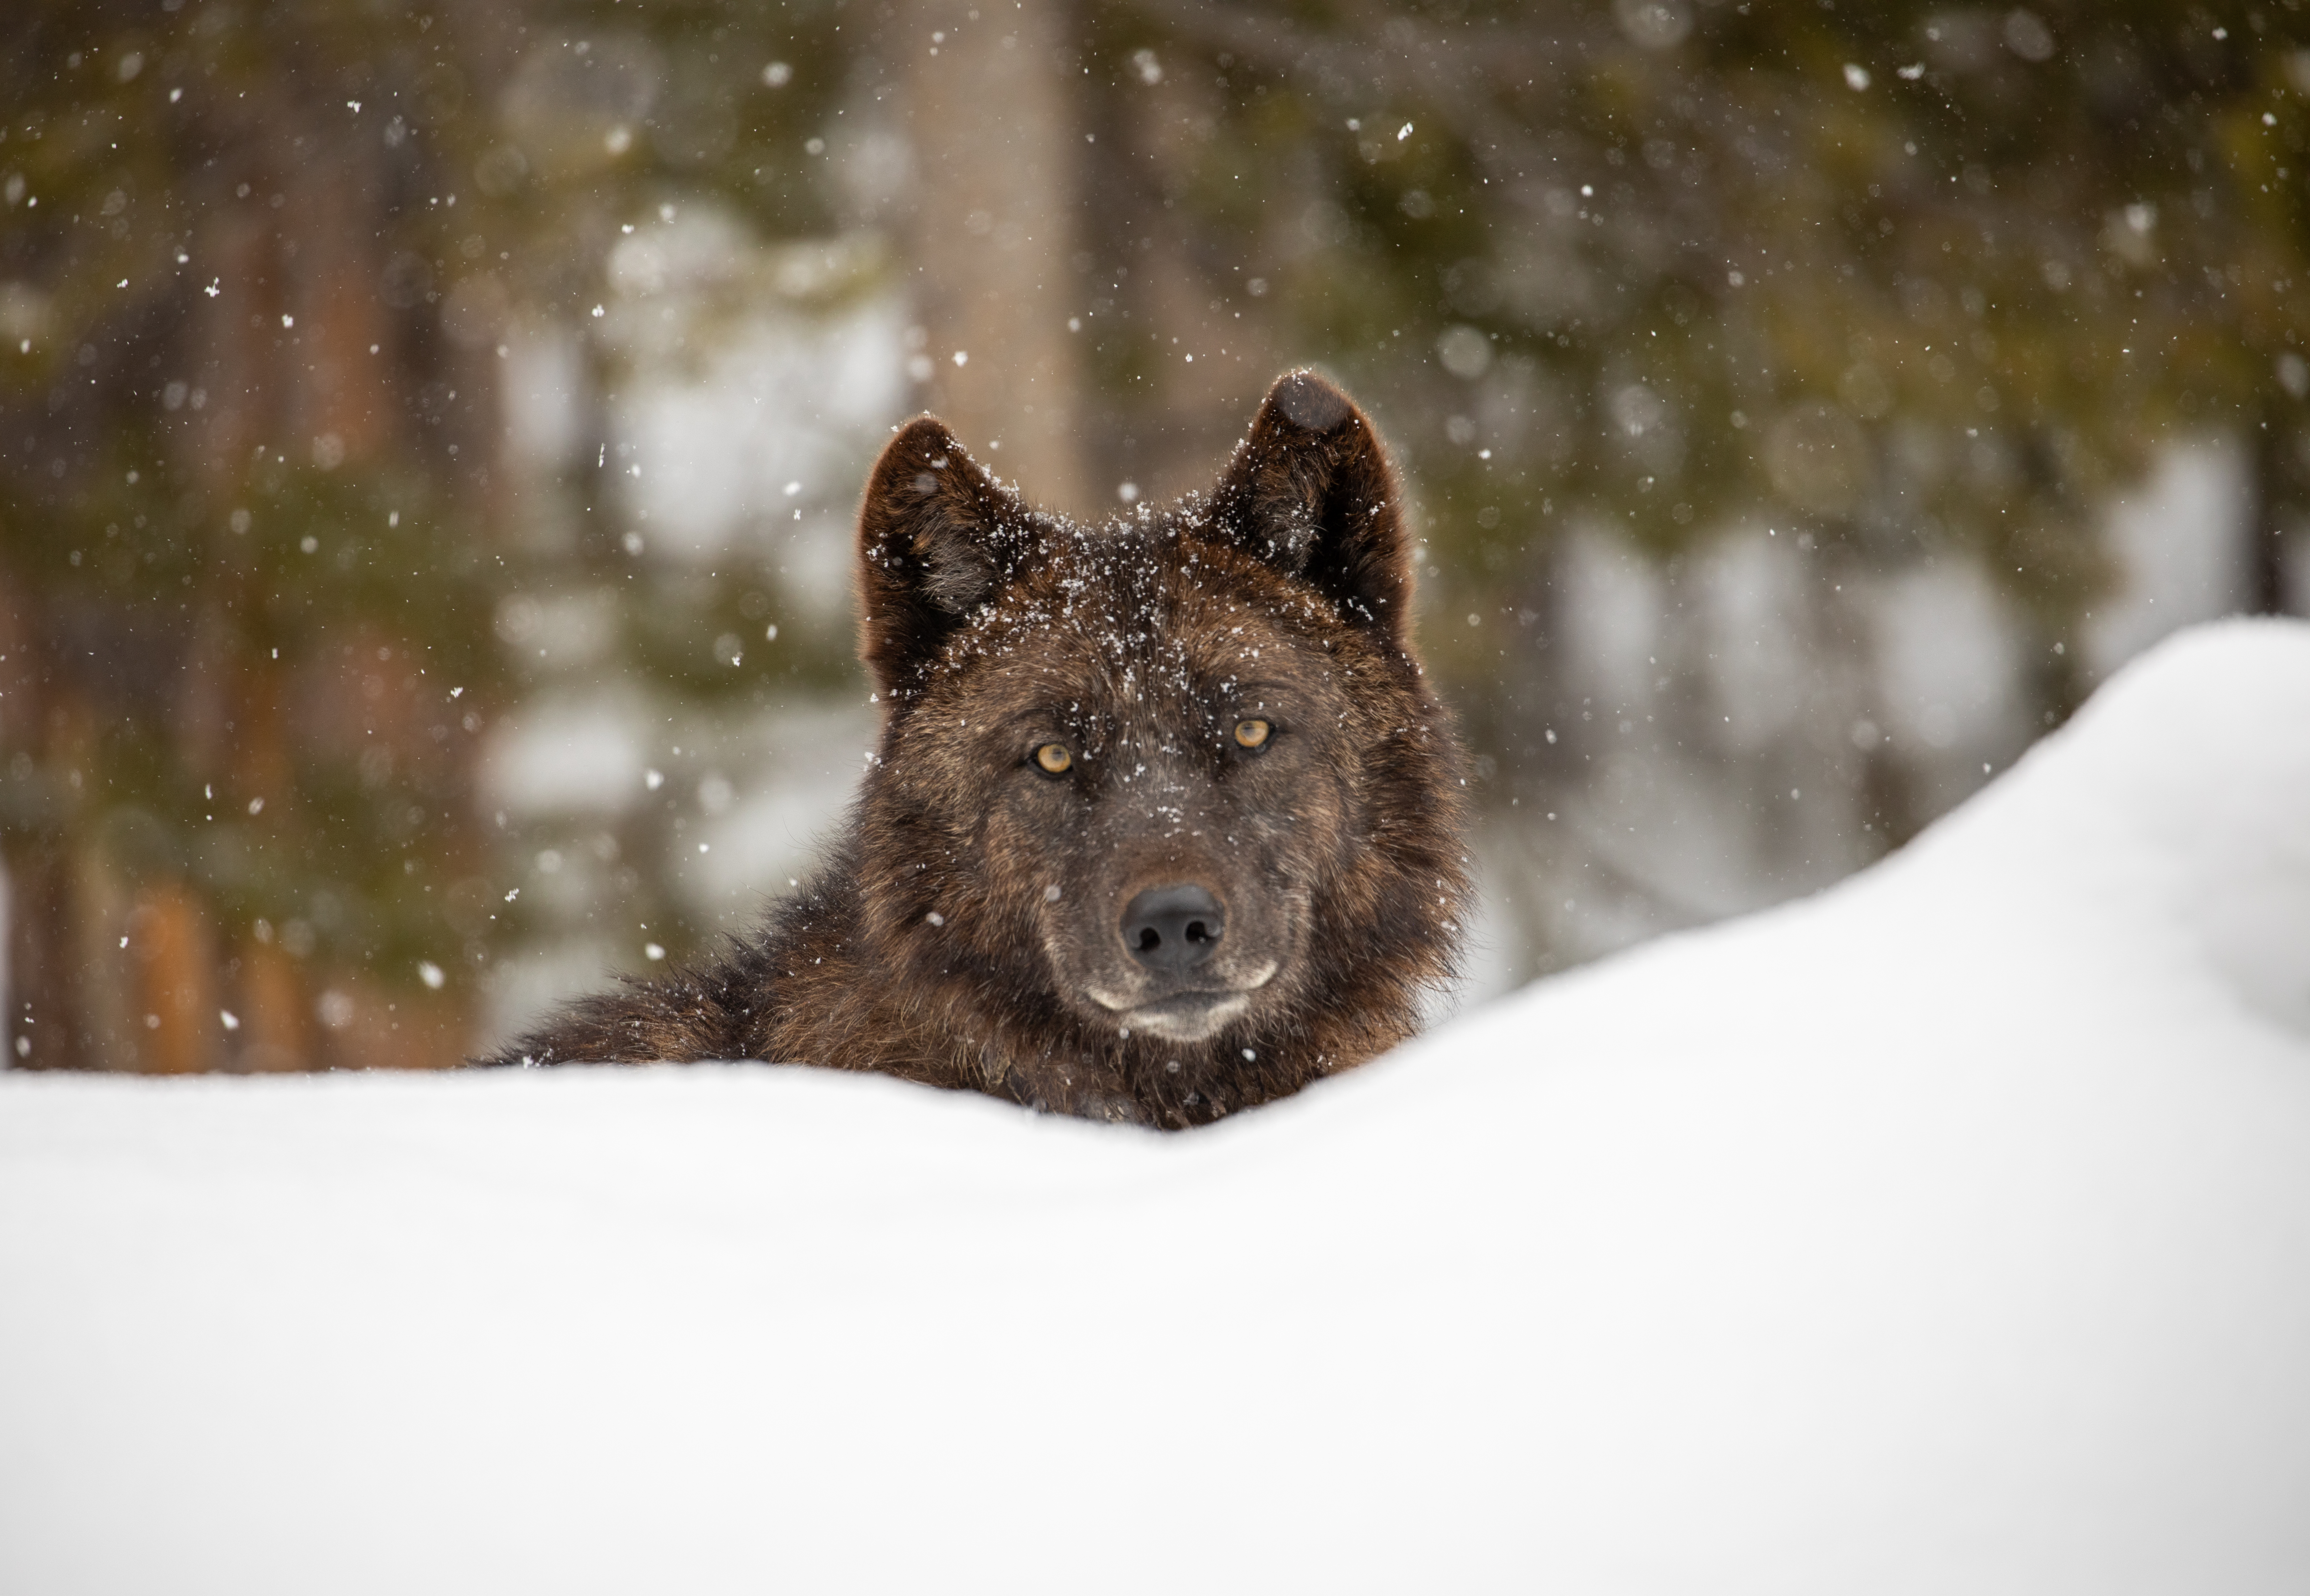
[1034,742,1073,774]
[1233,719,1271,750]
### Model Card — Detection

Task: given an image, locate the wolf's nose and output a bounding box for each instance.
[1122,884,1226,972]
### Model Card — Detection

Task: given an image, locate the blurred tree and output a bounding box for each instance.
[454,0,867,1010]
[899,0,1093,510]
[1078,0,2309,884]
[0,0,876,1069]
[1095,1,2309,614]
[0,1,533,1069]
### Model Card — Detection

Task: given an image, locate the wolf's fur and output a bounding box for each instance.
[481,372,1471,1128]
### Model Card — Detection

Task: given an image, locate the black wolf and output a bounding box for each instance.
[483,371,1471,1128]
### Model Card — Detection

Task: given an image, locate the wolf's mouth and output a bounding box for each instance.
[1110,990,1254,1042]
[1080,960,1279,1041]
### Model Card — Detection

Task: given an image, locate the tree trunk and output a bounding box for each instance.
[900,0,1090,515]
[2250,415,2300,617]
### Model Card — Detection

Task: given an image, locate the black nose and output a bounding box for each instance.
[1121,884,1226,973]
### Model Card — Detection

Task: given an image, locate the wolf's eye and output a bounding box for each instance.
[1233,719,1271,750]
[1033,742,1073,774]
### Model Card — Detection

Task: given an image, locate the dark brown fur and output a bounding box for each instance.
[480,372,1471,1128]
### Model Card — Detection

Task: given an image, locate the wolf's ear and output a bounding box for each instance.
[856,417,1030,700]
[1207,370,1412,638]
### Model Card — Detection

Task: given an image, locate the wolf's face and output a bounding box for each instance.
[889,528,1378,1043]
[850,372,1462,1081]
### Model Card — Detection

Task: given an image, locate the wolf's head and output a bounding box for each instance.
[847,371,1467,1119]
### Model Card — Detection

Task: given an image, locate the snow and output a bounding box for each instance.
[2083,438,2258,679]
[5,620,2309,1595]
[482,681,651,813]
[1866,554,2029,769]
[603,211,907,583]
[1537,523,1881,962]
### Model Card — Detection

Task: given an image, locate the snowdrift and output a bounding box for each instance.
[4,620,2308,1596]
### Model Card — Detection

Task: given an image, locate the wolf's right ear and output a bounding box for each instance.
[1207,370,1412,640]
[855,417,1029,701]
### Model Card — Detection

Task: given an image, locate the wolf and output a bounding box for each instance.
[482,370,1471,1128]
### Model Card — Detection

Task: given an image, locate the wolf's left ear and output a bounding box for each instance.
[856,416,1031,701]
[1208,370,1412,638]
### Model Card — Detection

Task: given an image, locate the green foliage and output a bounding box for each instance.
[1106,0,2310,675]
[0,0,886,1014]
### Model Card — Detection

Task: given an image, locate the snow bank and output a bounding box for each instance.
[4,621,2307,1596]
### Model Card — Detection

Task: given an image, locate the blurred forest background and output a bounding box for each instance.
[4,0,2308,1073]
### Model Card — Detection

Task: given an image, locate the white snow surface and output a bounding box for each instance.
[5,620,2309,1595]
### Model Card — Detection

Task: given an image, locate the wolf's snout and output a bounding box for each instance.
[1122,884,1225,973]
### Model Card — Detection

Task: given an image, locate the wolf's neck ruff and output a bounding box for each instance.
[483,370,1470,1129]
